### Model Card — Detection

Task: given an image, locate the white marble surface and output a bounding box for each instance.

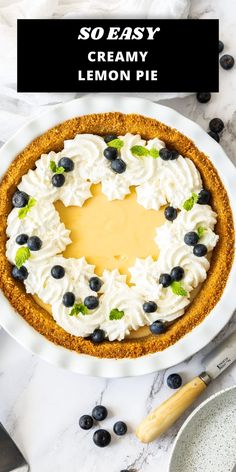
[1,1,236,471]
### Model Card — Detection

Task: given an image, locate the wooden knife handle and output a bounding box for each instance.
[135,376,207,443]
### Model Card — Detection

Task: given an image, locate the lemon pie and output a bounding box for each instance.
[0,113,234,358]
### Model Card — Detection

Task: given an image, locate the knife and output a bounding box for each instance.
[136,330,236,443]
[0,423,29,472]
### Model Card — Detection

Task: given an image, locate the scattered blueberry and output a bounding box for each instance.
[58,157,74,172]
[159,273,172,288]
[209,118,224,134]
[84,296,99,310]
[219,40,224,53]
[103,147,118,161]
[16,233,28,245]
[63,292,75,307]
[79,415,93,430]
[11,265,28,281]
[91,329,105,344]
[89,276,103,292]
[104,134,118,143]
[120,470,129,472]
[27,236,42,251]
[184,232,199,246]
[143,301,157,313]
[196,92,211,103]
[170,266,184,281]
[52,174,65,187]
[193,244,207,257]
[208,131,220,142]
[159,148,172,160]
[92,405,108,421]
[198,189,211,205]
[169,150,179,160]
[51,265,65,279]
[164,206,177,221]
[113,421,127,436]
[93,429,111,448]
[220,54,234,70]
[111,158,127,174]
[12,191,29,208]
[167,373,182,389]
[150,321,166,335]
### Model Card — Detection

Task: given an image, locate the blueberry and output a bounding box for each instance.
[104,134,118,143]
[184,232,199,246]
[159,148,172,160]
[143,301,157,313]
[198,189,211,205]
[52,174,65,187]
[58,157,74,172]
[111,159,127,174]
[63,292,75,307]
[220,54,234,70]
[170,266,184,281]
[164,206,177,221]
[91,329,105,343]
[150,321,166,335]
[89,276,103,292]
[27,236,42,251]
[12,191,29,208]
[79,415,93,430]
[169,150,179,160]
[167,373,182,389]
[219,40,224,53]
[120,470,129,472]
[92,405,108,421]
[193,244,207,257]
[93,429,111,448]
[51,265,65,279]
[196,92,211,103]
[11,265,28,281]
[208,131,220,142]
[159,273,172,288]
[84,296,99,310]
[103,147,118,161]
[209,118,224,134]
[113,421,127,436]
[15,233,28,245]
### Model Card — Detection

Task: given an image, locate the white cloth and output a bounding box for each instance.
[0,0,190,142]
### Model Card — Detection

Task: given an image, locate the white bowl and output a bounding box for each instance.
[168,385,236,472]
[0,95,236,377]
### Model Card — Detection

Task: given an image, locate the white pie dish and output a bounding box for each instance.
[0,95,236,377]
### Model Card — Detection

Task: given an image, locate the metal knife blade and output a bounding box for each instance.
[0,423,29,472]
[202,330,236,380]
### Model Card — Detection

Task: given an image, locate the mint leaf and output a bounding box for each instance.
[15,246,30,268]
[171,281,187,297]
[69,303,89,317]
[109,308,125,320]
[197,226,205,238]
[55,166,65,174]
[28,197,36,209]
[131,145,150,157]
[50,160,57,172]
[50,160,65,174]
[18,197,36,219]
[149,148,159,159]
[183,192,198,211]
[108,138,124,149]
